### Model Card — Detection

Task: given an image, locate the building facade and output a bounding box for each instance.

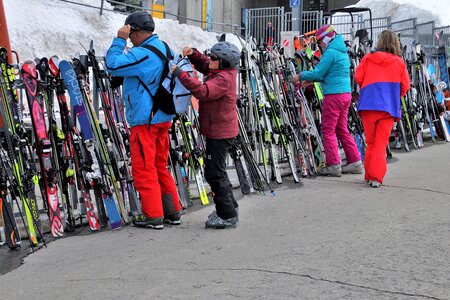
[154,0,359,33]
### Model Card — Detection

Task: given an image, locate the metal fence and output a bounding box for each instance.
[390,18,416,56]
[59,0,242,35]
[416,22,435,47]
[283,11,323,34]
[325,14,364,42]
[244,6,450,81]
[366,17,390,46]
[245,7,285,46]
[245,6,447,48]
[60,1,449,67]
[244,8,325,45]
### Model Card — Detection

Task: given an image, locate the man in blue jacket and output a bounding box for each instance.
[106,12,181,229]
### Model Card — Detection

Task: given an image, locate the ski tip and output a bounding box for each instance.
[216,33,226,42]
[110,221,123,230]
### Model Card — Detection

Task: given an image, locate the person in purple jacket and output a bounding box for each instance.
[171,41,241,229]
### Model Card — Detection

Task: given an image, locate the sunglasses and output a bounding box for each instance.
[130,24,141,32]
[209,54,219,61]
[129,24,140,38]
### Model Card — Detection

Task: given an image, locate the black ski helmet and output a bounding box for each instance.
[211,41,240,68]
[125,11,155,32]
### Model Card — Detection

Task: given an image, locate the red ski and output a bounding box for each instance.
[21,60,64,238]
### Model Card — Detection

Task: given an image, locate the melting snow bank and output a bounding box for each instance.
[4,0,241,61]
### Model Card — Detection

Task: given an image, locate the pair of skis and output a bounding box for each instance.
[0,48,45,247]
[59,59,124,230]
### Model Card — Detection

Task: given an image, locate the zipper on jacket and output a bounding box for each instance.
[127,95,133,112]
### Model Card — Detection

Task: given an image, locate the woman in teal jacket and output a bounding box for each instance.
[293,25,362,177]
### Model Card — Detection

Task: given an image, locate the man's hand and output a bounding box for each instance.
[182,47,193,56]
[118,25,131,40]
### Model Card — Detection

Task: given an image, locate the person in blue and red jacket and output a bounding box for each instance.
[106,12,182,229]
[170,41,241,229]
[355,29,411,188]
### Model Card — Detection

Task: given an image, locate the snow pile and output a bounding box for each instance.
[3,0,449,61]
[355,0,450,27]
[4,0,238,61]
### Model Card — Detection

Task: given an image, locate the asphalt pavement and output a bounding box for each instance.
[0,141,449,300]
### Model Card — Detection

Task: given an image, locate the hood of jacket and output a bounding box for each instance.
[326,34,348,54]
[365,50,400,66]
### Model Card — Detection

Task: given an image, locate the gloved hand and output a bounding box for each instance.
[292,72,301,84]
[170,65,182,77]
[110,76,124,88]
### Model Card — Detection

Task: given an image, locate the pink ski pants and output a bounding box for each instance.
[321,93,361,166]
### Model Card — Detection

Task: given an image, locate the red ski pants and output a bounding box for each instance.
[130,122,180,218]
[360,111,394,183]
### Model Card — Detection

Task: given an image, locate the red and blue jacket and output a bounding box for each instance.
[355,51,410,118]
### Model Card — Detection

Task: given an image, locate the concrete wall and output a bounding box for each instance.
[198,0,247,33]
[164,0,179,20]
[178,0,201,26]
[185,0,203,27]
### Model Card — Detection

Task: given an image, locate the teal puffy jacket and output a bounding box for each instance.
[106,34,174,127]
[301,34,351,95]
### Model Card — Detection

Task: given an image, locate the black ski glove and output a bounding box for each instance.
[110,76,124,88]
[172,66,183,77]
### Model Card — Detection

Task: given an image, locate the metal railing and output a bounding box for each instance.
[325,14,364,42]
[416,22,435,49]
[58,1,448,67]
[366,17,390,46]
[284,11,323,34]
[58,0,242,35]
[245,7,285,45]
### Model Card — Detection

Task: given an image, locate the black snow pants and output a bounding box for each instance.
[204,137,238,219]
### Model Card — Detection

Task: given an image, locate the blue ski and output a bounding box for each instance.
[59,60,123,230]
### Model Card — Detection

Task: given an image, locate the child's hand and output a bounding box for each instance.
[182,47,193,56]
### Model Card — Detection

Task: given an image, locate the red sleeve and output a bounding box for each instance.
[400,61,411,97]
[188,49,211,75]
[354,55,367,87]
[179,71,229,102]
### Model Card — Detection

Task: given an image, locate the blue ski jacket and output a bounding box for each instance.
[300,34,351,95]
[106,34,174,127]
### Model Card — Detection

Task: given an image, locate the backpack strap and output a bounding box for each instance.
[139,41,173,125]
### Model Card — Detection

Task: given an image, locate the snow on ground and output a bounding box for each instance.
[355,0,450,26]
[3,0,238,62]
[3,0,449,62]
